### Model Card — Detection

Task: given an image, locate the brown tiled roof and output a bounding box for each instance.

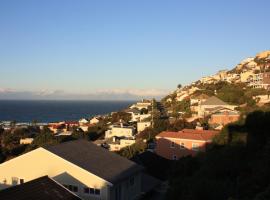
[156,129,219,141]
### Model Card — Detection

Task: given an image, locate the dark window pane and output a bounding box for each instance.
[73,186,78,192]
[90,188,95,194]
[95,189,100,195]
[84,187,89,193]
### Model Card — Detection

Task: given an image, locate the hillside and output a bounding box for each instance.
[162,50,270,115]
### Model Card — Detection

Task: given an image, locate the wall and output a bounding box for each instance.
[155,137,207,160]
[137,122,151,132]
[209,114,240,126]
[109,173,142,200]
[105,127,134,138]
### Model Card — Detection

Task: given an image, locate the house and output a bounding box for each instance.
[137,122,151,133]
[106,137,136,151]
[190,94,209,105]
[125,108,149,122]
[48,122,66,134]
[90,117,102,124]
[198,96,237,117]
[19,138,34,145]
[0,176,82,200]
[247,72,270,89]
[130,100,152,110]
[240,70,255,83]
[0,140,143,200]
[105,123,136,139]
[253,95,270,104]
[79,118,89,125]
[209,109,240,126]
[155,129,219,160]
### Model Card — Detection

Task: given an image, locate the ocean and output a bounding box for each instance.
[0,100,134,123]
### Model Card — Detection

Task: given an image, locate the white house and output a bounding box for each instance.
[198,96,237,117]
[107,137,136,152]
[90,117,101,124]
[0,140,143,200]
[137,122,151,133]
[79,118,89,125]
[105,124,135,139]
[130,101,152,110]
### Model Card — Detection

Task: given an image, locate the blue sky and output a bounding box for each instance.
[0,0,270,99]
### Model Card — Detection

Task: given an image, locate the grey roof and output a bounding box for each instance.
[0,176,81,200]
[201,96,229,106]
[45,140,143,184]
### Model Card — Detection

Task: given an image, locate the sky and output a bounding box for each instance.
[0,0,270,100]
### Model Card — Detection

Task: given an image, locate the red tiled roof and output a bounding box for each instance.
[156,129,219,141]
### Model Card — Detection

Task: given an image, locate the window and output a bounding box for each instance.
[84,187,100,196]
[95,189,100,195]
[129,177,135,186]
[84,187,89,194]
[68,185,78,193]
[192,143,199,151]
[90,188,95,194]
[20,179,24,184]
[73,186,78,192]
[171,141,175,148]
[180,142,185,149]
[172,155,177,160]
[11,177,18,185]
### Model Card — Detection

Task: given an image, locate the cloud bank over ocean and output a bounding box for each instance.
[0,88,169,100]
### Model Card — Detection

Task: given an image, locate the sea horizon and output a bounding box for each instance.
[0,100,135,123]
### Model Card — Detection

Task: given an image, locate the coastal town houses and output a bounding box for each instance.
[0,140,143,200]
[251,72,270,89]
[155,129,219,160]
[197,96,237,117]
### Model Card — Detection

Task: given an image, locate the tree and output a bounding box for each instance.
[177,84,182,89]
[111,112,131,123]
[117,140,147,159]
